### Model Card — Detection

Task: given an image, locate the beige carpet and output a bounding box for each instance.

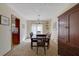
[5,39,58,56]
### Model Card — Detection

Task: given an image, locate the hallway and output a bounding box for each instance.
[5,39,58,56]
[0,3,77,56]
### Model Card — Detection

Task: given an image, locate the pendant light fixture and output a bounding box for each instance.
[37,14,40,24]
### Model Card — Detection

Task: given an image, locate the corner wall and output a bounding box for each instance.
[0,4,12,55]
[0,4,27,55]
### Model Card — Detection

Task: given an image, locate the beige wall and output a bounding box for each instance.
[0,4,27,55]
[0,4,12,55]
[26,20,51,38]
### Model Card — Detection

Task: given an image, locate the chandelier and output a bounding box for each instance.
[37,14,40,24]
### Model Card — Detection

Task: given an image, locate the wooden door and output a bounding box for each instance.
[69,9,79,48]
[58,15,69,43]
[58,14,69,55]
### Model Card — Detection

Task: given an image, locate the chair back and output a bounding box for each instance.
[30,32,33,38]
[46,33,51,39]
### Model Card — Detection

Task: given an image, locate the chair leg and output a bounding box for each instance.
[44,46,46,55]
[31,42,33,49]
[47,42,49,49]
[37,47,38,55]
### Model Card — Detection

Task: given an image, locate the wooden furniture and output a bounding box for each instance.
[30,34,47,49]
[12,18,20,45]
[31,34,50,48]
[45,33,51,49]
[36,34,47,37]
[31,35,50,55]
[58,4,79,55]
[37,37,46,55]
[30,33,37,49]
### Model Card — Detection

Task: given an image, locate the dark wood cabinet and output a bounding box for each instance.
[58,14,69,43]
[12,18,20,45]
[69,9,79,48]
[58,4,79,56]
[58,13,70,55]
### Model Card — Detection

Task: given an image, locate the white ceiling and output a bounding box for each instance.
[7,3,75,20]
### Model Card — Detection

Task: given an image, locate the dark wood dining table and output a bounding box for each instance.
[36,34,47,37]
[31,34,48,55]
[31,34,48,41]
[31,34,49,44]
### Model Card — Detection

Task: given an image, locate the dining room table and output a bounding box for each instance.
[31,34,49,47]
[31,34,48,41]
[36,34,47,37]
[31,34,49,55]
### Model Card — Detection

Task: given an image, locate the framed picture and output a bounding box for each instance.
[0,15,9,25]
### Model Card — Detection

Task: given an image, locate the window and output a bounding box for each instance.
[32,24,43,35]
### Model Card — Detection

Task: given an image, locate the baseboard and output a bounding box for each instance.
[3,48,13,56]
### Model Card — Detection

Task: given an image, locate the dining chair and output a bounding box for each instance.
[45,33,51,49]
[37,37,46,55]
[30,32,37,49]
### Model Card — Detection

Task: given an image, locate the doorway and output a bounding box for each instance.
[11,15,20,47]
